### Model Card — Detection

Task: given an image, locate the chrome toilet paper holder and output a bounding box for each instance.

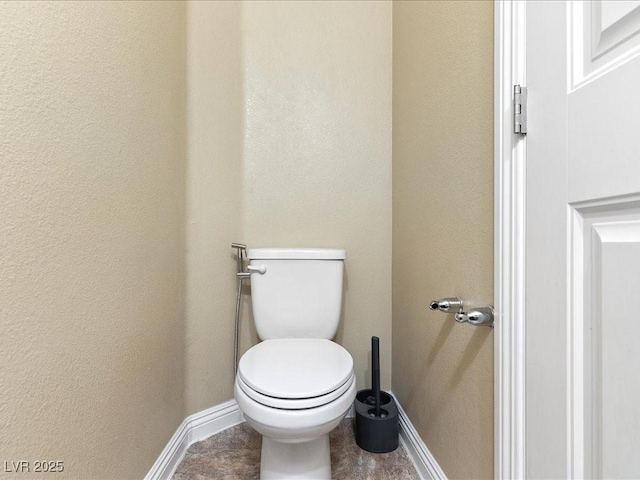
[429,297,494,328]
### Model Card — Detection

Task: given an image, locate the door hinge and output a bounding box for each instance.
[514,85,527,134]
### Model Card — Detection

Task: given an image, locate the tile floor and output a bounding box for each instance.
[173,418,420,479]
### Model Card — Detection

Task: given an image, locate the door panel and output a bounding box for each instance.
[599,1,640,32]
[591,1,640,62]
[572,0,640,83]
[598,226,640,479]
[570,1,640,202]
[570,204,640,478]
[569,64,640,202]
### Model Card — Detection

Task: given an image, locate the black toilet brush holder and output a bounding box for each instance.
[354,336,399,453]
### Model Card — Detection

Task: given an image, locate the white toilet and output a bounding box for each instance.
[234,248,356,480]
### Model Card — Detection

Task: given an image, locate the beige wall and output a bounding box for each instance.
[184,1,244,415]
[392,2,494,479]
[240,1,393,391]
[184,1,393,414]
[0,2,186,479]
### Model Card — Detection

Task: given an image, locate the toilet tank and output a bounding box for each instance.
[247,248,345,340]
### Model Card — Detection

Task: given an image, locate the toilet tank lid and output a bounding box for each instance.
[247,248,346,260]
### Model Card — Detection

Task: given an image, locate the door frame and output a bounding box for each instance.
[494,1,527,478]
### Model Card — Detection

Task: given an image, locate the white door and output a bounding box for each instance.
[526,1,640,478]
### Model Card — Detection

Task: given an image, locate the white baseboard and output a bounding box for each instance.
[392,392,448,480]
[146,395,445,480]
[145,399,243,480]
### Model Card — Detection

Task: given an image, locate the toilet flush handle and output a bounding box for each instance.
[247,264,267,274]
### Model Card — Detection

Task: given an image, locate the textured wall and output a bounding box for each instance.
[0,2,186,478]
[240,1,393,392]
[392,2,494,478]
[184,2,244,415]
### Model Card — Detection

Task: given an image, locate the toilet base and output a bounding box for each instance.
[260,435,331,480]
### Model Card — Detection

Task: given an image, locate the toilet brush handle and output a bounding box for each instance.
[372,336,381,417]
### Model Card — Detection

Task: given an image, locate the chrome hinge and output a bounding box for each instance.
[514,85,527,134]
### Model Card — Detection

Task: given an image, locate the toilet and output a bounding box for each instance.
[234,248,356,480]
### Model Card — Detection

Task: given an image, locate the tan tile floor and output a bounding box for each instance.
[173,418,420,479]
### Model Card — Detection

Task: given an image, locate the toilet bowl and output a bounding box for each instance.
[235,338,356,479]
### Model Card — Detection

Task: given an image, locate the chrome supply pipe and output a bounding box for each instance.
[231,243,249,379]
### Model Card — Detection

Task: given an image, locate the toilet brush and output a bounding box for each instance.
[355,336,399,453]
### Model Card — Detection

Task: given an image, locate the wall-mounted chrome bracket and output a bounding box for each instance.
[455,306,494,327]
[429,297,494,328]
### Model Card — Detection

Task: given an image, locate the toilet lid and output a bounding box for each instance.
[238,339,353,399]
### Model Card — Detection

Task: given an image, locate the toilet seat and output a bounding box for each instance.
[237,339,354,410]
[237,371,355,410]
[238,338,354,400]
